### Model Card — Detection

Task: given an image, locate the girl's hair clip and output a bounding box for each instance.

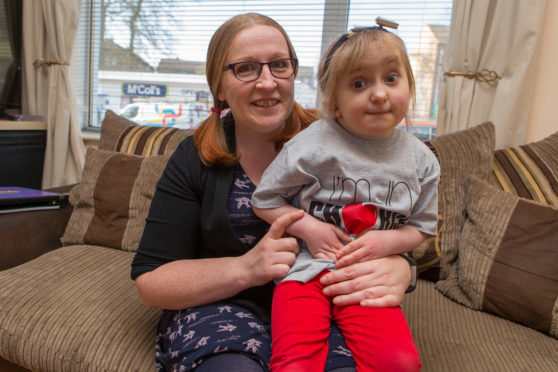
[322,17,399,74]
[375,17,399,30]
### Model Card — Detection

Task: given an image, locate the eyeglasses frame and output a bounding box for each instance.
[223,58,299,82]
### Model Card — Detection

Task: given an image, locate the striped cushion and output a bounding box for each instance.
[436,176,558,338]
[491,130,558,206]
[61,147,170,251]
[0,245,160,371]
[99,109,193,156]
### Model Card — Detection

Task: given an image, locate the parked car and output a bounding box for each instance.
[119,102,209,129]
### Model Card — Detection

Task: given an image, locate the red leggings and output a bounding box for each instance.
[270,271,421,372]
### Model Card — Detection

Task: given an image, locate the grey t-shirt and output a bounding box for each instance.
[252,117,440,282]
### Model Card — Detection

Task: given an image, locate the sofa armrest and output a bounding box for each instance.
[0,188,74,270]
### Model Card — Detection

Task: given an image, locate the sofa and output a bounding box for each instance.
[1,111,557,371]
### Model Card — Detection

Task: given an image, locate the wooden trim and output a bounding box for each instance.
[0,120,47,130]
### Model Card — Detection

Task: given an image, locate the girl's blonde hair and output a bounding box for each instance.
[318,27,416,124]
[194,13,318,166]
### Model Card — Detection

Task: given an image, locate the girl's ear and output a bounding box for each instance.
[322,98,340,118]
[333,104,342,119]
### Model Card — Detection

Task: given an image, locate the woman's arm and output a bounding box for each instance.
[135,210,303,309]
[132,139,302,309]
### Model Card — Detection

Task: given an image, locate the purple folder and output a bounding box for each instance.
[0,187,64,207]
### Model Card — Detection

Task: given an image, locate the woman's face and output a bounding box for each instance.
[218,24,295,141]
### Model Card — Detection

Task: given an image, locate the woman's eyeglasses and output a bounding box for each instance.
[223,58,298,82]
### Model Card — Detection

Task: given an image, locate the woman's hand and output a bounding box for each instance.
[240,210,304,287]
[320,254,411,307]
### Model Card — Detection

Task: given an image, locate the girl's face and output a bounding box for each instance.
[333,42,410,140]
[218,24,295,142]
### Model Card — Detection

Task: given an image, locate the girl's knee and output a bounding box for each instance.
[370,349,421,372]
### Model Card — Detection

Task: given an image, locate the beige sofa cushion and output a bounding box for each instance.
[61,148,170,251]
[403,280,558,371]
[411,122,495,279]
[2,251,556,372]
[437,176,558,338]
[0,245,160,371]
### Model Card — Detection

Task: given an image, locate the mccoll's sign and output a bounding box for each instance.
[122,82,167,97]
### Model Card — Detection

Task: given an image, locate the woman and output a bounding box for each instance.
[131,13,414,372]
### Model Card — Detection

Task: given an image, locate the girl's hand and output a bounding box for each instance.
[335,226,424,268]
[302,217,349,260]
[335,230,394,267]
[320,254,410,307]
[241,210,304,286]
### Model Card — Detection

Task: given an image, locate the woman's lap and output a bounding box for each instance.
[156,303,271,371]
[156,302,355,371]
[195,353,356,372]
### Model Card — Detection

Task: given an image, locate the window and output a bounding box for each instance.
[74,0,452,137]
[0,0,22,114]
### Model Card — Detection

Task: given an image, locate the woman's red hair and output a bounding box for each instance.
[194,13,318,166]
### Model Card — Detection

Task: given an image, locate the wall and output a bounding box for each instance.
[525,0,558,142]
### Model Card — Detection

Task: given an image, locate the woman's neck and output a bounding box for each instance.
[236,136,278,186]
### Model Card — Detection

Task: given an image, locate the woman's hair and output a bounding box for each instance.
[317,27,416,124]
[194,13,318,166]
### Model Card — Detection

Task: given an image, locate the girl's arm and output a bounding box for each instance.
[335,225,425,267]
[254,205,349,260]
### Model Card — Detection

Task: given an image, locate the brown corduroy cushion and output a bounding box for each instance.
[410,122,495,280]
[0,245,160,371]
[440,176,558,338]
[61,148,170,251]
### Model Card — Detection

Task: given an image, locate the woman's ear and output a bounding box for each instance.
[217,88,225,102]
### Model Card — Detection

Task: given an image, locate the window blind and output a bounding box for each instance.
[73,0,452,136]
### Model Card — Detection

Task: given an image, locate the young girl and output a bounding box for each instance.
[252,21,440,372]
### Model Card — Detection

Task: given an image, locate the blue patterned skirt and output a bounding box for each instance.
[155,302,355,371]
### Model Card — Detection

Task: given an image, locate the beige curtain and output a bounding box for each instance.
[22,0,85,189]
[437,0,546,149]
